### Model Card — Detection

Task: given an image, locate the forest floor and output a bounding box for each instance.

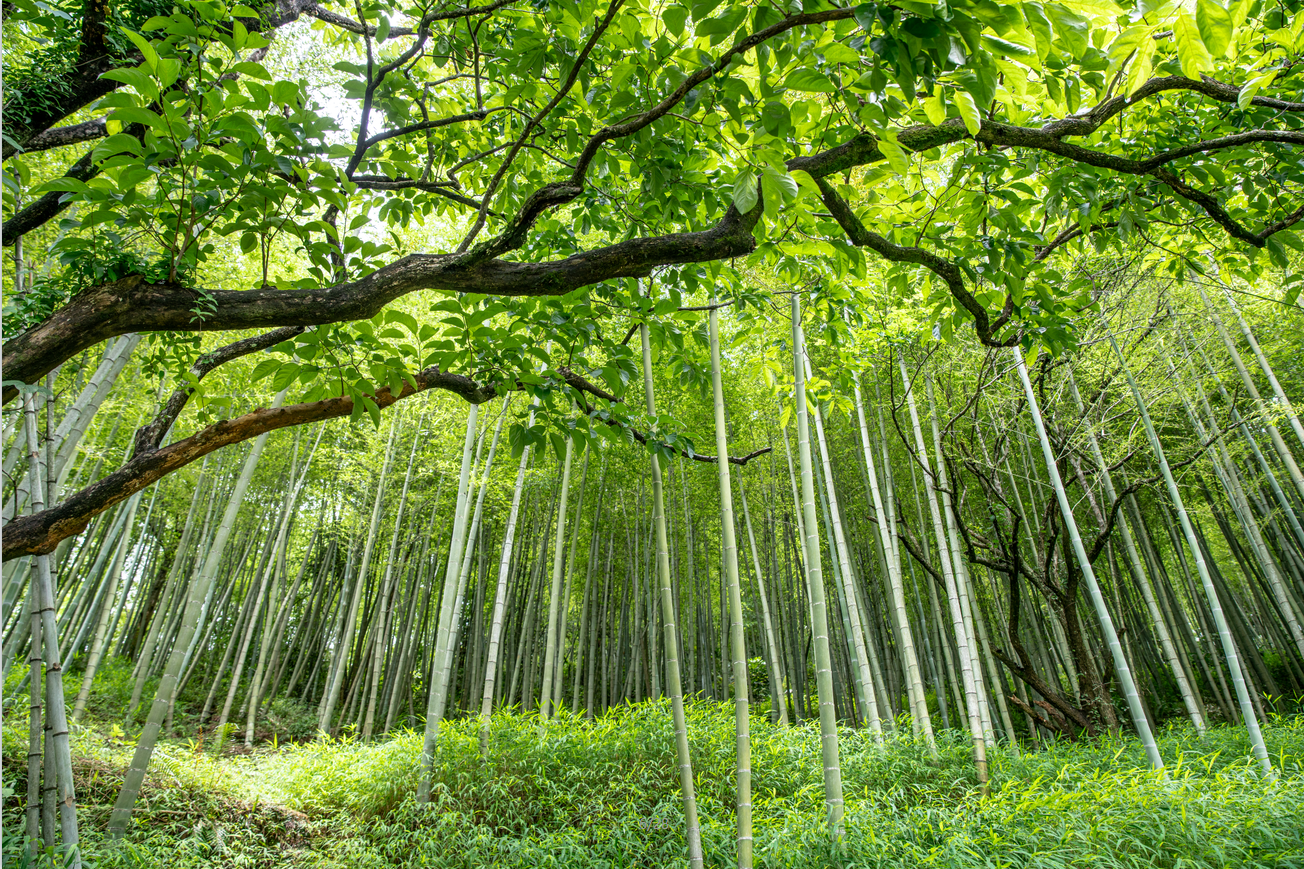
[3,698,1304,869]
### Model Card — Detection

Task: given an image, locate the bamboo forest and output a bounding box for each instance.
[4,0,1304,865]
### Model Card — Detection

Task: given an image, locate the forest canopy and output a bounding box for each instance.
[3,0,1304,866]
[4,0,1303,539]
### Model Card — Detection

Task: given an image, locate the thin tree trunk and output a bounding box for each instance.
[640,317,705,869]
[418,403,480,799]
[708,297,753,867]
[1013,348,1163,770]
[109,390,286,838]
[791,295,845,836]
[1107,336,1273,771]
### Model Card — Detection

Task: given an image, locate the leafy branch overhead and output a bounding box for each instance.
[2,0,1302,551]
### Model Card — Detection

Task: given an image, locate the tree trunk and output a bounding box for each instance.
[640,316,705,868]
[1013,348,1162,770]
[791,295,844,836]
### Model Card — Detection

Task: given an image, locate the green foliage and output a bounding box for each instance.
[1,240,185,340]
[256,709,1304,868]
[9,0,1301,405]
[11,703,1292,869]
[32,0,345,285]
[1,0,177,132]
[262,697,321,744]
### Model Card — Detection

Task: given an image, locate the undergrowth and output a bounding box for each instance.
[3,702,1303,868]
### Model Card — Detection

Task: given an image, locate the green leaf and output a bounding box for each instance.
[1265,235,1289,268]
[924,90,946,126]
[690,0,723,21]
[952,89,981,136]
[272,363,301,392]
[1238,70,1276,109]
[375,16,391,42]
[853,3,877,32]
[761,101,790,136]
[982,34,1035,59]
[1024,343,1039,369]
[385,309,420,334]
[784,68,836,94]
[876,130,909,175]
[101,68,159,99]
[250,359,280,381]
[1022,2,1054,61]
[732,169,758,214]
[1173,11,1214,79]
[823,43,860,65]
[696,6,747,42]
[1046,4,1090,58]
[662,4,688,35]
[271,80,300,105]
[232,61,271,81]
[121,29,159,71]
[361,395,381,428]
[34,177,92,194]
[760,167,798,214]
[155,57,182,90]
[1196,0,1234,58]
[1125,44,1154,98]
[110,106,167,129]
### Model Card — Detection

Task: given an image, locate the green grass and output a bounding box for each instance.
[4,701,1304,868]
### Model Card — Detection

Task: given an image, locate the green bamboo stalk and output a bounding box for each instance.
[441,403,508,718]
[1166,347,1304,665]
[1105,336,1273,775]
[480,405,536,749]
[805,357,882,735]
[850,372,913,738]
[109,390,286,837]
[418,402,480,800]
[1066,373,1207,733]
[898,354,985,781]
[1195,284,1304,502]
[70,488,142,721]
[554,447,592,710]
[128,456,210,715]
[1219,287,1304,452]
[708,296,753,867]
[640,318,705,869]
[791,295,845,836]
[25,563,43,857]
[320,421,400,733]
[1013,347,1163,770]
[739,479,789,726]
[540,433,576,720]
[24,393,81,867]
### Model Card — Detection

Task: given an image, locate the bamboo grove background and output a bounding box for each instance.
[3,261,1303,865]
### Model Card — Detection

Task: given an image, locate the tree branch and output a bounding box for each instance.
[131,326,306,458]
[558,366,771,466]
[2,364,501,560]
[816,177,1016,346]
